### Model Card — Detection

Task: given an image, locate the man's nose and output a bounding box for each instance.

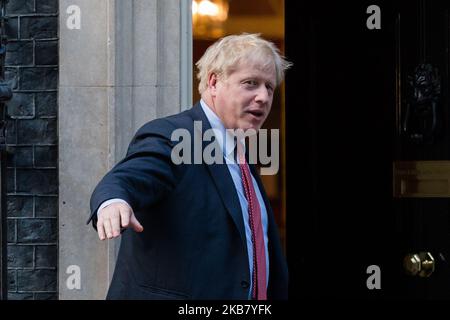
[255,85,270,103]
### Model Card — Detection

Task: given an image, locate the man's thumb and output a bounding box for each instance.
[130,214,144,232]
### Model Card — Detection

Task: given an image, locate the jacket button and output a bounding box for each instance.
[241,281,249,289]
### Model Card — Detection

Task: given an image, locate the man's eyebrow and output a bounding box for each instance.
[239,72,275,83]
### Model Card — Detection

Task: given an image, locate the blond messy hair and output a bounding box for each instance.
[196,33,292,95]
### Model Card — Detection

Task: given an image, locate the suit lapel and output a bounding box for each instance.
[206,162,247,244]
[189,104,247,245]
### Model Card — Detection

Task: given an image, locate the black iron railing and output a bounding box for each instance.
[0,0,12,300]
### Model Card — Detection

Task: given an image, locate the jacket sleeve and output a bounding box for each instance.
[87,119,180,228]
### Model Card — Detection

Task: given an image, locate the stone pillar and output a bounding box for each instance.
[58,0,192,299]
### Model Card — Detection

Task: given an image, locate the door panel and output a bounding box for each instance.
[286,0,450,299]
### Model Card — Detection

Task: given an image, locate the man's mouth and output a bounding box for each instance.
[246,109,265,119]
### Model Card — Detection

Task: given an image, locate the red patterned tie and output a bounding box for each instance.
[237,145,267,300]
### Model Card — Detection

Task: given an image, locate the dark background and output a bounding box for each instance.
[286,0,450,299]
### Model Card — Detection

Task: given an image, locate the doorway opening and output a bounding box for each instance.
[192,0,287,250]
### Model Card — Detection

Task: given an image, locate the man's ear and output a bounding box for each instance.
[207,73,218,96]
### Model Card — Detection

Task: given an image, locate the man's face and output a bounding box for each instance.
[210,62,276,130]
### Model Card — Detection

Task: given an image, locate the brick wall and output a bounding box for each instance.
[4,0,58,300]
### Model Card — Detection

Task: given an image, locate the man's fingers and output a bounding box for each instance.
[103,218,113,239]
[119,208,130,228]
[98,204,141,239]
[110,213,121,237]
[97,219,106,240]
[130,214,144,232]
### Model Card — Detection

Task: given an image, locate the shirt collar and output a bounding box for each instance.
[200,99,244,161]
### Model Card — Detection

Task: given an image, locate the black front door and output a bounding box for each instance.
[286,0,450,299]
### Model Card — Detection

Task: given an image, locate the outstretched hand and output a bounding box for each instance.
[97,202,143,240]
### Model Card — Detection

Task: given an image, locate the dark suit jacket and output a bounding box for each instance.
[88,102,288,300]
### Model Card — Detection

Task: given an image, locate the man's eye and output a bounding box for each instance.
[245,80,257,86]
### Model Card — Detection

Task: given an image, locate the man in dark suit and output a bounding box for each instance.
[88,33,291,300]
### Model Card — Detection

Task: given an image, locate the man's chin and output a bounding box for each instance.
[238,120,264,131]
[239,124,261,133]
